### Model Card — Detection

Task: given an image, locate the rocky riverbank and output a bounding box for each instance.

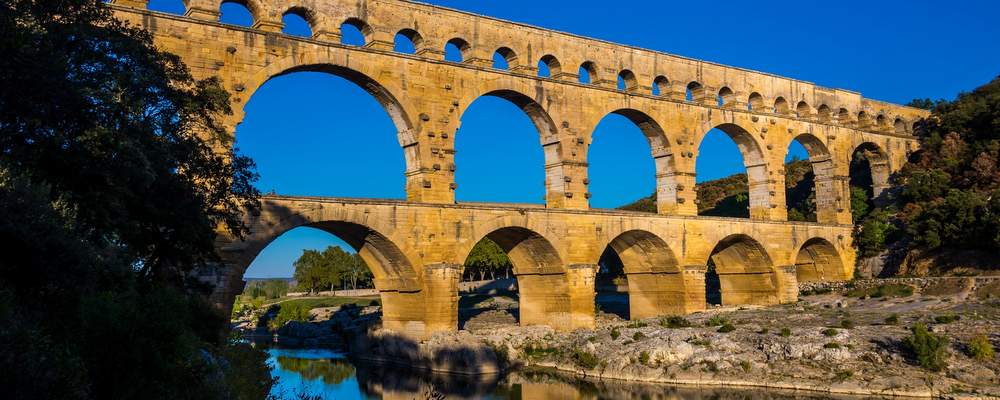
[351,279,1000,398]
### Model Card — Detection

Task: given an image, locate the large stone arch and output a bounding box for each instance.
[585,109,680,214]
[794,237,849,283]
[455,89,559,142]
[220,199,434,335]
[599,229,687,319]
[238,221,418,290]
[455,88,565,206]
[851,141,891,200]
[705,234,781,306]
[459,225,575,330]
[694,122,773,219]
[239,59,423,198]
[784,132,840,224]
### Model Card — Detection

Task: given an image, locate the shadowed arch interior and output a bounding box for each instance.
[851,141,891,204]
[393,28,423,54]
[579,61,598,84]
[796,101,811,118]
[472,227,571,329]
[774,97,789,114]
[600,230,686,319]
[234,215,422,334]
[795,238,846,283]
[685,81,702,101]
[617,69,638,91]
[707,234,780,306]
[652,76,669,96]
[748,92,764,111]
[858,111,872,127]
[838,108,852,124]
[492,46,517,70]
[817,104,832,122]
[340,18,372,46]
[538,54,561,77]
[444,37,470,62]
[717,86,735,107]
[894,118,907,134]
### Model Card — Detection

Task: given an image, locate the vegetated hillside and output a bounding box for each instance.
[854,76,1000,275]
[618,159,815,220]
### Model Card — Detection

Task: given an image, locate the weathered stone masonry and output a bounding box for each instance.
[110,0,928,339]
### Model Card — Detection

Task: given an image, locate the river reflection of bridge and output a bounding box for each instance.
[268,347,871,399]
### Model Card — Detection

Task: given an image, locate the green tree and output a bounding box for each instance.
[464,238,512,280]
[0,0,268,398]
[344,253,373,289]
[294,249,334,293]
[293,246,371,292]
[245,279,289,299]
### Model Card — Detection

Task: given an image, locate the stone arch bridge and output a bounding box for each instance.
[111,0,927,339]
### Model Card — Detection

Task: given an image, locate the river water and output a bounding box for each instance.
[265,347,861,399]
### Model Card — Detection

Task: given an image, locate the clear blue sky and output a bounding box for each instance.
[146,0,1000,278]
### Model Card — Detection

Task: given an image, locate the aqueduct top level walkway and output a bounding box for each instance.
[108,0,927,338]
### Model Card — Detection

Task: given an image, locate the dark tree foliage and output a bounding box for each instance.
[0,1,268,399]
[894,76,1000,253]
[906,98,945,111]
[783,158,816,221]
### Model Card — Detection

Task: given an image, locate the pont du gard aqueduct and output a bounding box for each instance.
[111,0,928,339]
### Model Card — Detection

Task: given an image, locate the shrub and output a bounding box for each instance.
[702,360,719,373]
[268,303,310,331]
[717,323,736,333]
[824,342,842,349]
[905,323,949,371]
[660,315,692,328]
[780,328,792,337]
[933,314,961,324]
[610,327,621,340]
[638,351,650,365]
[739,360,752,372]
[801,287,832,296]
[885,314,900,325]
[840,319,855,329]
[759,328,770,335]
[573,350,599,370]
[632,331,645,341]
[628,321,649,328]
[822,328,839,337]
[835,370,854,381]
[523,343,559,358]
[846,284,913,299]
[967,334,994,360]
[706,315,729,327]
[690,337,711,346]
